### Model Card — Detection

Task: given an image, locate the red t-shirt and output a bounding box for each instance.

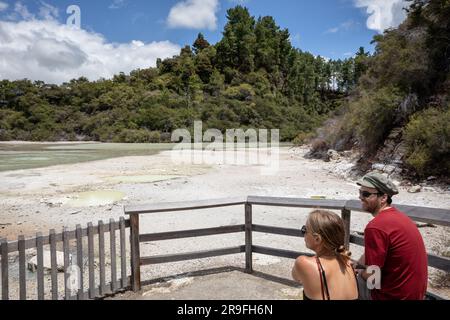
[364,207,428,300]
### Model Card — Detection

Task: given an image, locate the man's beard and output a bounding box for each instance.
[362,201,380,215]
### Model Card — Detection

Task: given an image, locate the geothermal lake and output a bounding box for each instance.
[0,142,175,172]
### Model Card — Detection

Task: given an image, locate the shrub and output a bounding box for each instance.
[224,83,255,101]
[349,86,402,154]
[114,129,160,143]
[305,138,330,160]
[293,131,314,146]
[404,107,450,177]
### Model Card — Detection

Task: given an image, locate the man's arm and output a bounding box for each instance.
[350,254,366,269]
[362,228,389,281]
[358,253,365,266]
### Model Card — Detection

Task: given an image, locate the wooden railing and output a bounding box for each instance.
[125,196,450,299]
[0,218,130,300]
[2,196,449,300]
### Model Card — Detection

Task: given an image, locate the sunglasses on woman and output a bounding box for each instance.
[301,225,307,234]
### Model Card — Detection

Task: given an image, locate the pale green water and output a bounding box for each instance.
[0,142,293,172]
[65,190,126,207]
[0,143,174,172]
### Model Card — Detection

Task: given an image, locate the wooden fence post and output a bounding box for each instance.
[63,227,70,300]
[1,238,8,300]
[119,217,127,289]
[341,208,351,250]
[36,232,44,300]
[245,203,253,273]
[49,229,58,300]
[76,224,84,300]
[18,235,26,300]
[130,214,141,292]
[98,220,106,296]
[110,219,117,293]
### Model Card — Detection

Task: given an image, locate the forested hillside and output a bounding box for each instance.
[0,6,366,143]
[311,0,449,178]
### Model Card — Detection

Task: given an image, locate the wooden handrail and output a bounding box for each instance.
[247,196,347,210]
[125,196,450,227]
[344,200,450,226]
[125,197,247,215]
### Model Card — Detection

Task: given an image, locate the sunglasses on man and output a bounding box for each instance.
[359,190,383,198]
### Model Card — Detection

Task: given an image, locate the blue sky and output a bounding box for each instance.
[66,0,376,59]
[0,0,410,84]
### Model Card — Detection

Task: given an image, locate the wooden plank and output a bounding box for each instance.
[125,197,247,215]
[341,208,351,250]
[349,234,365,246]
[130,214,141,292]
[98,221,106,296]
[344,200,366,212]
[349,234,450,272]
[252,224,303,237]
[345,200,450,227]
[109,219,117,293]
[245,204,253,273]
[428,253,450,273]
[67,279,131,300]
[87,222,95,299]
[252,245,314,260]
[63,227,70,300]
[119,217,127,289]
[140,246,245,265]
[49,229,58,300]
[139,225,245,242]
[6,220,130,253]
[1,239,8,300]
[36,232,44,300]
[76,225,84,300]
[426,290,447,300]
[18,235,26,300]
[247,196,347,210]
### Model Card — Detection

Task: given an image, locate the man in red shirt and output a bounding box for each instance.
[356,172,428,300]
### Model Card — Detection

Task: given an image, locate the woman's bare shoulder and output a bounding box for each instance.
[294,255,316,271]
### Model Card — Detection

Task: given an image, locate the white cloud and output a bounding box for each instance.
[38,1,59,20]
[11,2,35,20]
[326,27,339,34]
[167,0,219,30]
[0,1,8,12]
[109,0,127,10]
[0,19,181,84]
[325,20,357,34]
[355,0,411,33]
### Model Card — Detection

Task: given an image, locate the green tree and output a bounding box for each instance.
[193,33,210,54]
[216,6,256,73]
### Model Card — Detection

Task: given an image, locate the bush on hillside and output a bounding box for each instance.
[404,107,450,177]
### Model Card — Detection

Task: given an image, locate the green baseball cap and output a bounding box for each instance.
[357,171,399,197]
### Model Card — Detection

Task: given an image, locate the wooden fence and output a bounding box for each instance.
[1,196,449,300]
[125,196,450,300]
[0,218,130,300]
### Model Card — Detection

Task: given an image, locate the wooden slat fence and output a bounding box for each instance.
[0,218,130,300]
[2,196,449,300]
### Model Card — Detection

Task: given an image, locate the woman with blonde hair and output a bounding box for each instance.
[292,210,359,300]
